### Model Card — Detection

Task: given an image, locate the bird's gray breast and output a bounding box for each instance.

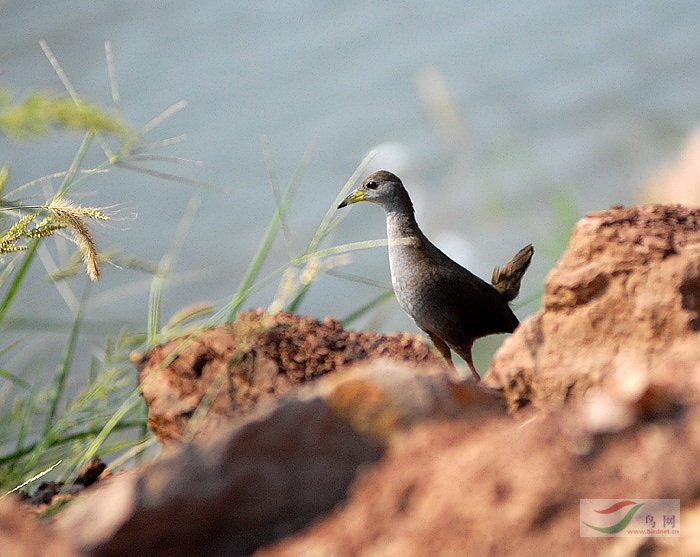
[385,211,450,329]
[387,235,430,320]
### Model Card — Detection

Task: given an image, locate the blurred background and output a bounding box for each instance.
[2,0,700,375]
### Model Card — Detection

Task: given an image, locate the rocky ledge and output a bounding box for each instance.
[2,203,699,557]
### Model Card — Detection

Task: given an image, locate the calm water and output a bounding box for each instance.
[2,1,700,376]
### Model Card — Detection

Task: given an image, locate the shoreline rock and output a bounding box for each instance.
[487,204,700,413]
[133,311,446,445]
[55,360,499,556]
[6,203,700,557]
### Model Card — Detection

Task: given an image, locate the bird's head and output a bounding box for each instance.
[337,170,412,212]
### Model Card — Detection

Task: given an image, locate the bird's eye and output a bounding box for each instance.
[366,180,378,190]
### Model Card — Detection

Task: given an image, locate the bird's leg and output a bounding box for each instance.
[452,342,480,382]
[425,330,454,367]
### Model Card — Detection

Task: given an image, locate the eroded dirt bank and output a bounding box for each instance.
[3,204,699,557]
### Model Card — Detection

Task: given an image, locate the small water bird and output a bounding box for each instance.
[338,170,533,380]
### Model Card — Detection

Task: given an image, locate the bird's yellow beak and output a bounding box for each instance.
[337,189,365,209]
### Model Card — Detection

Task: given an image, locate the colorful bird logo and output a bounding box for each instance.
[582,500,645,534]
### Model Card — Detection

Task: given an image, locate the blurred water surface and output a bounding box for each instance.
[2,1,700,374]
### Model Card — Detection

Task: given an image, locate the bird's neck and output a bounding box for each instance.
[386,208,424,248]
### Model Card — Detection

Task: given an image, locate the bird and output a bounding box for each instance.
[337,170,533,381]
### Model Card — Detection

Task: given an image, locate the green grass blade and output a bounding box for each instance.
[306,149,375,255]
[216,238,389,324]
[260,137,287,250]
[283,152,376,313]
[115,162,220,191]
[66,330,197,480]
[291,239,389,266]
[65,387,146,481]
[341,290,395,327]
[105,41,122,118]
[146,276,162,345]
[0,367,33,392]
[9,366,40,477]
[223,173,296,323]
[268,138,316,259]
[0,420,144,466]
[326,269,389,290]
[208,264,286,325]
[147,195,200,345]
[138,100,188,137]
[57,130,95,197]
[0,338,24,359]
[43,281,91,436]
[0,239,40,329]
[40,40,81,102]
[0,165,9,195]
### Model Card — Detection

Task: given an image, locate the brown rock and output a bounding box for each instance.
[28,204,700,556]
[57,399,383,557]
[0,497,76,557]
[487,204,700,412]
[57,361,496,556]
[258,405,699,557]
[134,310,445,444]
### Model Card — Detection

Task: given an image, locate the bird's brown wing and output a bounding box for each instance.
[417,258,519,344]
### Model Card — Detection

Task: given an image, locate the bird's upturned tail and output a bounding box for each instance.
[491,243,534,302]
